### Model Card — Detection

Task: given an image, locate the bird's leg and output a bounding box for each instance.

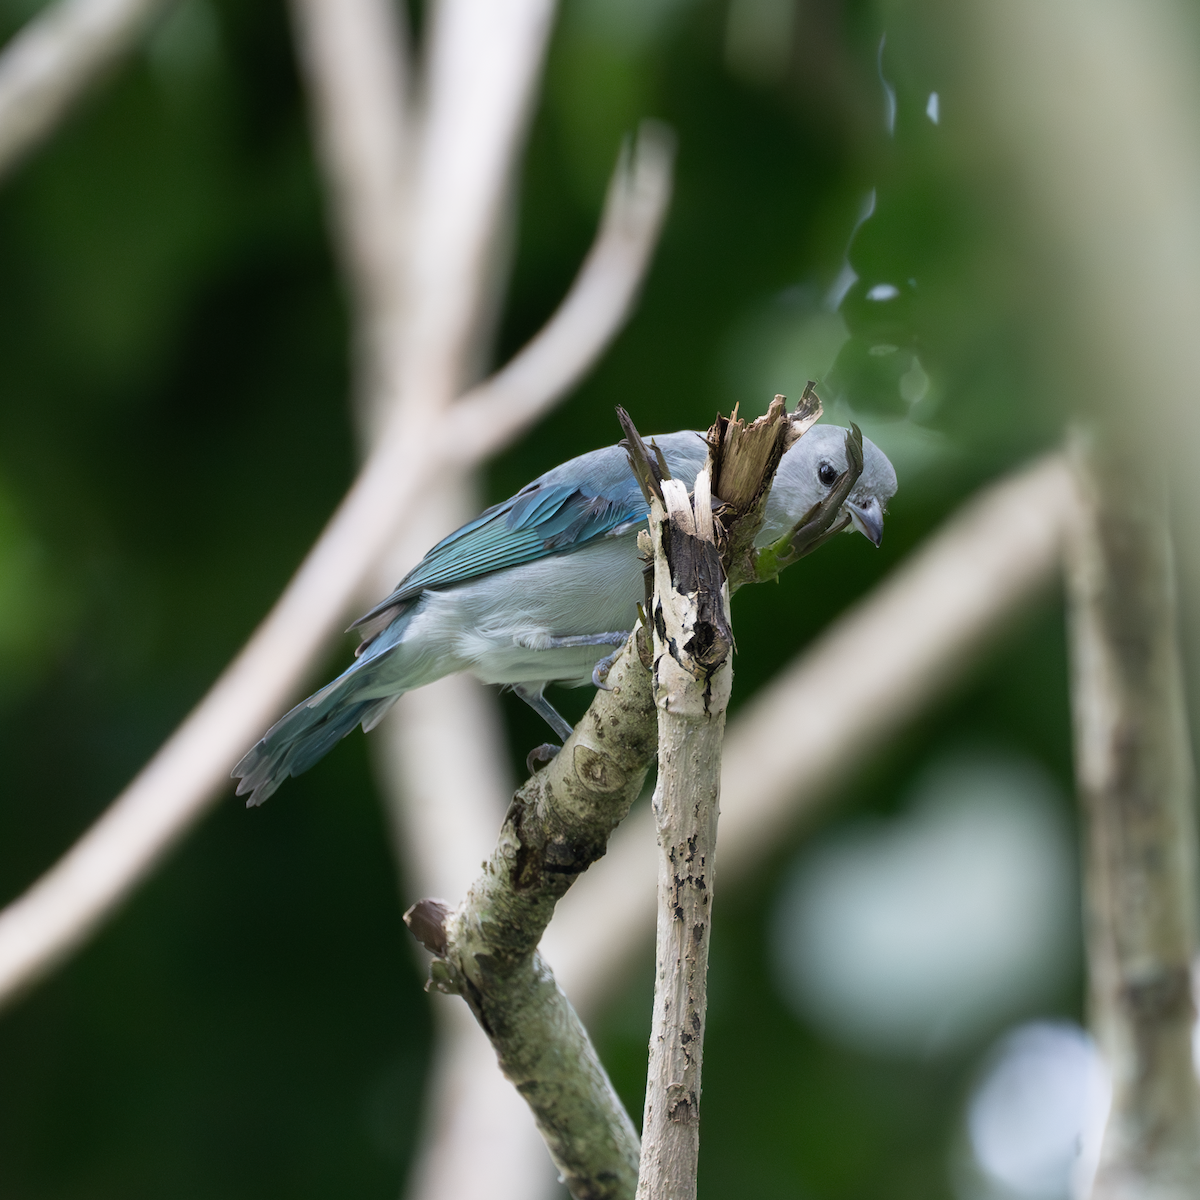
[512,682,576,742]
[540,630,630,651]
[512,632,631,757]
[538,630,632,692]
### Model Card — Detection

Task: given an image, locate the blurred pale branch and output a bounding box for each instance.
[289,0,412,437]
[0,113,676,1017]
[959,1,1200,1189]
[1066,435,1200,1198]
[0,0,175,180]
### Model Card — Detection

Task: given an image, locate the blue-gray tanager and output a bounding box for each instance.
[234,423,897,805]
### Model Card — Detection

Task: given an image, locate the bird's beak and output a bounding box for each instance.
[845,497,884,547]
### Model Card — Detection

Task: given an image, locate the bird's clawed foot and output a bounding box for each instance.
[591,648,622,690]
[526,743,560,774]
[538,630,630,692]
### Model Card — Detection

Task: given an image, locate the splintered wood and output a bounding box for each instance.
[637,462,733,1200]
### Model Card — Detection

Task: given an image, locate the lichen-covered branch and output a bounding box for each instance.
[404,636,658,1200]
[1065,431,1200,1200]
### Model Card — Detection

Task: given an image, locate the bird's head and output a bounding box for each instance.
[759,422,898,548]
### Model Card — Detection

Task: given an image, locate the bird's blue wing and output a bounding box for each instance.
[349,476,648,635]
[398,483,647,594]
[348,431,708,645]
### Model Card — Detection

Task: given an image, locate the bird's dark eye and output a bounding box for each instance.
[818,461,838,487]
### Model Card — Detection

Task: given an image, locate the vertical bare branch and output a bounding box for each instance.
[356,3,560,1194]
[1065,433,1200,1199]
[623,402,798,1200]
[634,465,732,1200]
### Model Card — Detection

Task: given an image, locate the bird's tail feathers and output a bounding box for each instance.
[360,693,400,733]
[232,646,404,807]
[351,598,413,655]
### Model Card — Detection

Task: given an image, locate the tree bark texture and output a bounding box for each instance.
[1065,433,1200,1200]
[634,470,733,1200]
[405,635,658,1200]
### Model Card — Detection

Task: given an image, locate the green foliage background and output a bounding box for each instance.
[0,0,1078,1196]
